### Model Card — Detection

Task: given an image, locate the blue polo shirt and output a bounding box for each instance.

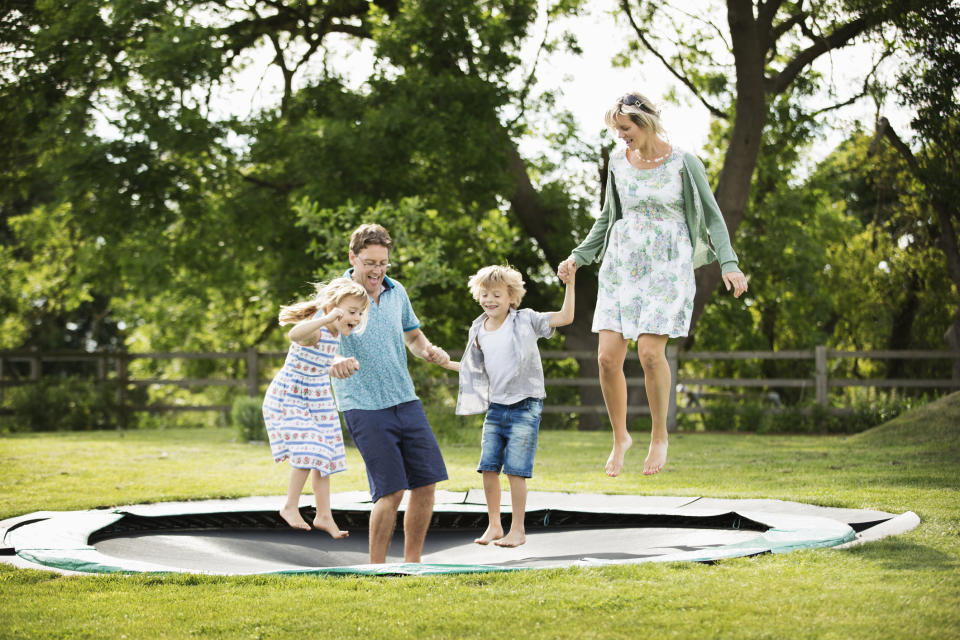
[331,271,421,411]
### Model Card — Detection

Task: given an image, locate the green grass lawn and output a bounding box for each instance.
[1,393,959,639]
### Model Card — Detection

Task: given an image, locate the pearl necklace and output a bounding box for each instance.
[631,146,672,164]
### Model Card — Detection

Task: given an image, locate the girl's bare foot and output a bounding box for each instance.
[279,506,311,531]
[313,513,349,539]
[474,524,504,545]
[605,433,633,477]
[643,439,668,475]
[493,530,526,548]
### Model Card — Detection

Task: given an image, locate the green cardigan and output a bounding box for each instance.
[571,151,740,274]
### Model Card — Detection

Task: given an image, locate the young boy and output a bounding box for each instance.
[445,265,575,547]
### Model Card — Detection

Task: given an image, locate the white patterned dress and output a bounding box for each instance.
[262,325,346,475]
[593,148,696,339]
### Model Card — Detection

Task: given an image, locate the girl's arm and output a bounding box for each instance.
[287,309,341,345]
[549,273,576,328]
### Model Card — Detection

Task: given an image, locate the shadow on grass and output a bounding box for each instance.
[840,538,957,572]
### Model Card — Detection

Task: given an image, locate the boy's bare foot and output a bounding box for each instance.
[643,439,668,475]
[474,525,504,545]
[313,513,349,539]
[493,530,526,548]
[279,506,311,531]
[605,433,633,477]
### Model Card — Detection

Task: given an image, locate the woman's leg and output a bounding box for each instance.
[636,333,671,475]
[280,467,311,530]
[598,330,631,476]
[310,469,348,538]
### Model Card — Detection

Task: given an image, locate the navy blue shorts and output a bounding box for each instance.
[342,399,448,502]
[477,397,542,478]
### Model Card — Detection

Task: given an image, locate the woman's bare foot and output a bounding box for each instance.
[474,524,503,544]
[313,513,349,539]
[643,439,668,475]
[605,433,633,477]
[279,506,311,531]
[474,524,504,545]
[493,530,526,548]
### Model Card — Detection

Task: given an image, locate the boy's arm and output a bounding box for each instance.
[443,361,461,372]
[549,274,576,328]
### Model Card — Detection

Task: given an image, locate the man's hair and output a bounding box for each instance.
[467,265,526,308]
[350,223,393,254]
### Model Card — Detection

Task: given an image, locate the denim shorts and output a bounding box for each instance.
[477,397,543,478]
[342,399,448,503]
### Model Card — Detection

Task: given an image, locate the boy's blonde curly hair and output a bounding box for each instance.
[467,265,526,309]
[278,278,370,334]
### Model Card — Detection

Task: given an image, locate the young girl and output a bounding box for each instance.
[262,278,369,538]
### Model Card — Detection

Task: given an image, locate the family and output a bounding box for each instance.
[261,91,749,563]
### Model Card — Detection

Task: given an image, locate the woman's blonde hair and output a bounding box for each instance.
[278,278,370,334]
[467,265,526,308]
[604,91,665,135]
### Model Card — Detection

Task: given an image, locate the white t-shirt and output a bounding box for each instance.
[477,314,528,405]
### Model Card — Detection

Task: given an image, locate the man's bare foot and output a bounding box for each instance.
[279,506,311,531]
[474,524,504,545]
[605,433,633,477]
[493,530,526,548]
[313,513,349,539]
[643,439,668,475]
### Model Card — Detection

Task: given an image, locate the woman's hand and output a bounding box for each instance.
[557,257,578,284]
[723,271,749,298]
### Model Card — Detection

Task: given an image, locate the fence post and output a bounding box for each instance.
[29,351,41,383]
[815,345,828,408]
[666,344,678,432]
[117,351,128,431]
[246,347,259,398]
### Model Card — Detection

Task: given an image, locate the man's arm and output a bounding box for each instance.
[403,328,451,367]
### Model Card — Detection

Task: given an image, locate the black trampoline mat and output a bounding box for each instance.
[93,526,761,572]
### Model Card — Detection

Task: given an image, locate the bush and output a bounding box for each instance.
[3,376,132,432]
[231,396,267,442]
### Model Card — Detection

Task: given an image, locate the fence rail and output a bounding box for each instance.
[1,347,958,430]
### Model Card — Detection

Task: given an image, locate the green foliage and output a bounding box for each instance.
[2,377,133,433]
[230,396,267,443]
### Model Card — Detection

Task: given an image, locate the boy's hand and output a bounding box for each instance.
[330,356,359,379]
[557,257,578,284]
[425,344,450,367]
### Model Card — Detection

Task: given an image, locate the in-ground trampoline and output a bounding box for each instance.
[0,491,919,576]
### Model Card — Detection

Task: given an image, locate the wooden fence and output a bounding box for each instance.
[1,347,958,430]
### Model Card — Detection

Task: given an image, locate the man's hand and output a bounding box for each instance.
[424,344,450,367]
[329,356,360,379]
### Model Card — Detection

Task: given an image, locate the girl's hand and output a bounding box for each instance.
[324,307,344,324]
[557,257,578,284]
[722,271,749,298]
[330,356,359,379]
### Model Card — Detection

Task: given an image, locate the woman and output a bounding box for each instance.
[557,92,748,477]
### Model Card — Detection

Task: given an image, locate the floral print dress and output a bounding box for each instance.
[262,325,346,475]
[592,148,696,339]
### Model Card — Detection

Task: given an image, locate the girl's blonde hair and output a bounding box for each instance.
[604,91,666,135]
[278,278,370,334]
[467,265,526,308]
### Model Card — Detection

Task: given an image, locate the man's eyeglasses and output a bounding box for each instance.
[361,261,391,270]
[620,94,658,116]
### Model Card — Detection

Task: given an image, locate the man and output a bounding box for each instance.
[330,223,450,564]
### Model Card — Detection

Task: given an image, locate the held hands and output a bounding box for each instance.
[329,356,359,379]
[557,257,578,284]
[723,271,749,298]
[423,344,450,368]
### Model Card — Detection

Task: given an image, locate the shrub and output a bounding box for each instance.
[3,376,132,432]
[231,396,267,442]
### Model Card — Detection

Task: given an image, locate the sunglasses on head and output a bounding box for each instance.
[620,94,658,115]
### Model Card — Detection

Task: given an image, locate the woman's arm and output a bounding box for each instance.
[569,169,618,268]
